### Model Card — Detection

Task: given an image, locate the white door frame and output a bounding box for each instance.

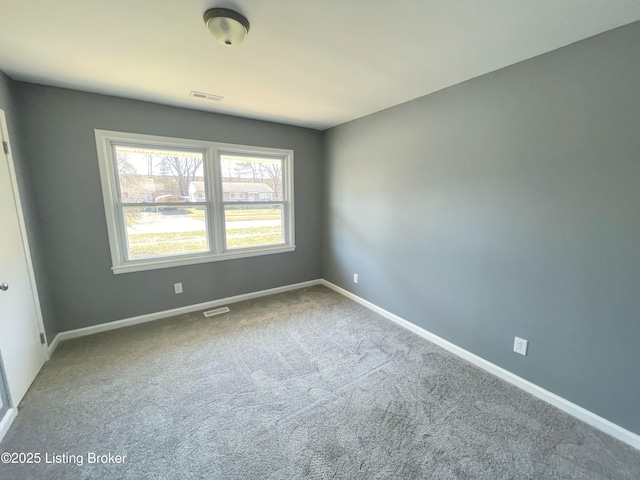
[0,108,49,406]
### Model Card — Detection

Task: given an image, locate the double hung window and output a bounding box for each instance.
[95,130,294,273]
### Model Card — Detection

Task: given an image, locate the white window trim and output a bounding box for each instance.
[95,129,295,274]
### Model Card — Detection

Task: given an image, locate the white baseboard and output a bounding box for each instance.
[0,407,17,442]
[48,279,322,354]
[320,279,640,451]
[47,333,61,357]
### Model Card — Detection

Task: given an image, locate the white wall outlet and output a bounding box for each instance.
[174,282,183,294]
[514,337,528,356]
[353,273,359,284]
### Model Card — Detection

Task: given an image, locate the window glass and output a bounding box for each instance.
[220,154,284,202]
[95,130,295,273]
[224,205,284,250]
[115,146,204,203]
[124,206,208,260]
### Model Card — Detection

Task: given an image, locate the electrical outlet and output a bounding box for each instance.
[353,273,359,284]
[174,282,183,294]
[514,337,528,356]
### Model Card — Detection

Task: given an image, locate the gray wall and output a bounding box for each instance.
[323,22,640,435]
[15,83,323,332]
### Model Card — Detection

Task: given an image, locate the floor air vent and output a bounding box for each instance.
[203,307,230,317]
[189,90,224,102]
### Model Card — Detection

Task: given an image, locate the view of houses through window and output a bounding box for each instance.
[219,153,285,252]
[116,146,286,260]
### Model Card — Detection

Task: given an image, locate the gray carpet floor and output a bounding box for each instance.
[1,285,639,479]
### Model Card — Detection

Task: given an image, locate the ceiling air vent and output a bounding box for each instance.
[189,90,224,101]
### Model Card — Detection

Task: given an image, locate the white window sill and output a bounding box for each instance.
[111,245,296,274]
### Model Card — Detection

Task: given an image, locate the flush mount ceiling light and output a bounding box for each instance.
[203,8,250,47]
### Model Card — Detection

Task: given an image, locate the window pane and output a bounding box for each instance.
[115,145,205,203]
[124,206,208,260]
[220,154,283,202]
[224,205,284,250]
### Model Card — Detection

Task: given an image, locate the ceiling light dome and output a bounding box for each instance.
[203,8,250,47]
